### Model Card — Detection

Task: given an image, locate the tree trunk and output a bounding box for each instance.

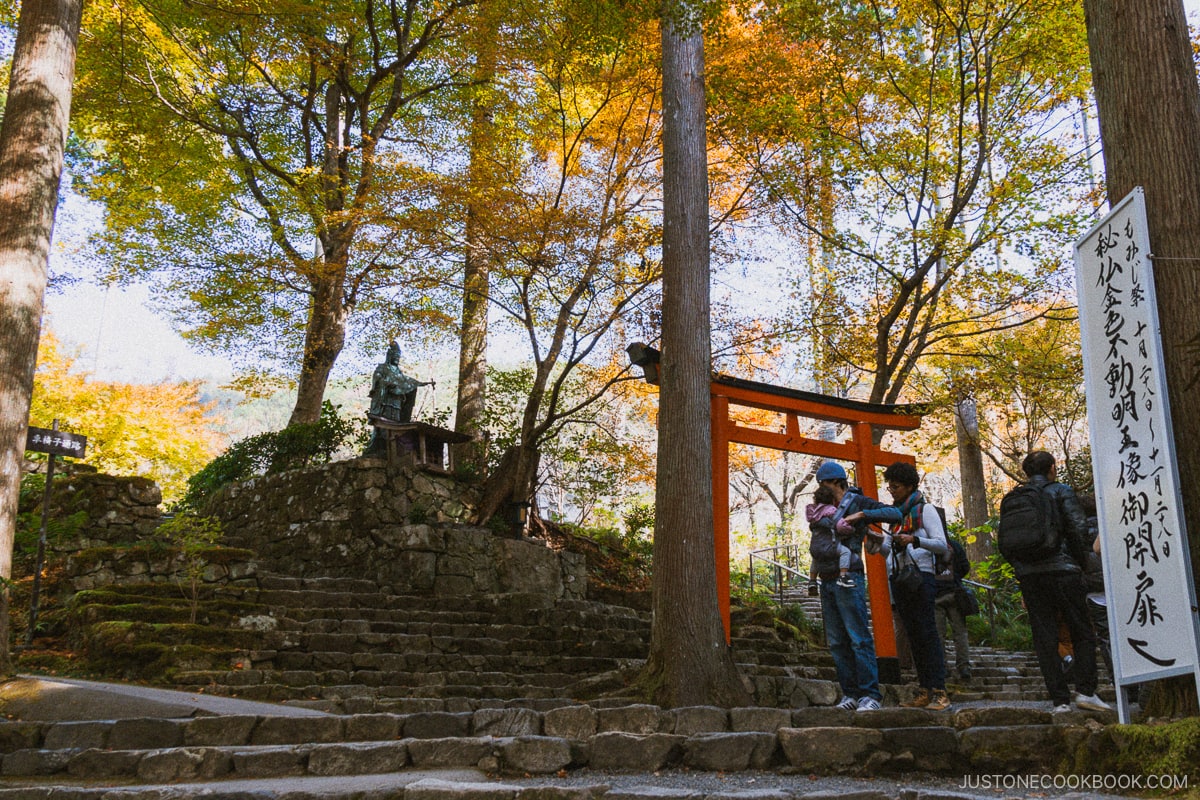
[1082,0,1200,716]
[954,394,990,563]
[638,3,749,708]
[454,8,500,476]
[0,0,83,676]
[288,260,349,426]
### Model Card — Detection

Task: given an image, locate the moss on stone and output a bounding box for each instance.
[1076,717,1200,791]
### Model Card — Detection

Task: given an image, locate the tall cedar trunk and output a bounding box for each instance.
[0,0,83,676]
[640,4,749,708]
[288,263,349,426]
[454,8,500,475]
[1082,0,1200,716]
[954,394,990,563]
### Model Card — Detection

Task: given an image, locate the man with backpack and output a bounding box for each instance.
[997,451,1110,713]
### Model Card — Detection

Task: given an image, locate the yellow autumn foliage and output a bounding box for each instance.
[28,330,224,502]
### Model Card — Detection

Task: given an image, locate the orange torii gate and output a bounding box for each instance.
[710,375,925,683]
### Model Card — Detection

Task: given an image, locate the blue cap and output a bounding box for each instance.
[815,462,847,482]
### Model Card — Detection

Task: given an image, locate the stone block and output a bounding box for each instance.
[681,732,778,771]
[474,708,542,737]
[405,778,519,800]
[880,725,961,772]
[136,746,233,782]
[789,707,854,728]
[0,722,45,754]
[958,724,1066,773]
[671,706,728,736]
[601,788,703,800]
[951,706,1051,730]
[798,679,841,707]
[42,722,109,751]
[307,741,408,775]
[65,748,142,778]
[597,704,666,735]
[777,726,885,772]
[344,713,403,741]
[705,792,791,800]
[406,736,495,768]
[184,715,257,747]
[229,745,308,778]
[1,748,76,776]
[543,706,597,740]
[251,715,343,745]
[495,539,564,597]
[850,708,934,729]
[730,707,790,733]
[586,732,685,771]
[499,736,572,774]
[108,718,185,750]
[516,786,610,800]
[404,712,472,739]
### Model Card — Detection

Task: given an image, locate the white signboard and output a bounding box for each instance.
[1074,188,1200,708]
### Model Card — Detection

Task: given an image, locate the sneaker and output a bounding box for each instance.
[1052,703,1072,713]
[900,688,930,708]
[835,695,858,711]
[856,696,881,712]
[957,667,972,682]
[926,689,951,711]
[806,580,819,597]
[1075,693,1112,712]
[835,574,856,589]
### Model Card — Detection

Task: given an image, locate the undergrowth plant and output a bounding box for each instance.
[157,513,223,624]
[182,401,364,510]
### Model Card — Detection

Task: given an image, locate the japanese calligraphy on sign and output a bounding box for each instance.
[1075,187,1200,687]
[25,427,87,459]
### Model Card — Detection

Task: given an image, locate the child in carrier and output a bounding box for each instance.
[806,483,857,591]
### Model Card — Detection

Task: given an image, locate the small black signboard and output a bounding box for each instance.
[25,426,87,458]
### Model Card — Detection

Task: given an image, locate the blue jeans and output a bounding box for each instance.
[892,571,946,691]
[820,571,880,700]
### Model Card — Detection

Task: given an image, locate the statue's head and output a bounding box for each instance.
[386,340,401,364]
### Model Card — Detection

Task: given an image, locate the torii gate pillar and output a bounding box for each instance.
[709,376,924,685]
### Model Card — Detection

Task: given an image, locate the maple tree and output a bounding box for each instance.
[711,0,1093,410]
[430,3,667,524]
[71,0,477,425]
[29,331,222,502]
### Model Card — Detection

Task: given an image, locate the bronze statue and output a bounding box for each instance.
[368,341,432,423]
[364,341,434,457]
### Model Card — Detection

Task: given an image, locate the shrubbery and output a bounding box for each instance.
[180,401,364,511]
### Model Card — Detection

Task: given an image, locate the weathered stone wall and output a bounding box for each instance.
[65,546,258,593]
[42,473,163,550]
[210,458,479,534]
[209,459,586,601]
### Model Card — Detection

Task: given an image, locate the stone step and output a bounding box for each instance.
[0,702,1118,791]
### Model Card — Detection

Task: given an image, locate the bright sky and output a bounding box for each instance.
[40,2,1200,386]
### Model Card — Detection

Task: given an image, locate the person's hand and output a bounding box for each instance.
[843,511,864,524]
[895,533,914,548]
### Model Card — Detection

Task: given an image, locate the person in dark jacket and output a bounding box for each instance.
[934,535,973,682]
[1005,451,1109,713]
[812,461,900,712]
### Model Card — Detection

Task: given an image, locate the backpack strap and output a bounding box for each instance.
[830,491,856,528]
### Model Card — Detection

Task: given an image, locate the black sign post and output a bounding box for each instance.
[24,421,87,647]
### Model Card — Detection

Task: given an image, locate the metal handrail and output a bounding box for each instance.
[748,543,809,604]
[749,544,1002,639]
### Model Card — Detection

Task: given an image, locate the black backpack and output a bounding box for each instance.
[997,482,1062,562]
[809,492,856,573]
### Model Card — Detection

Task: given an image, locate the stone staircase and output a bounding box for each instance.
[59,572,1074,713]
[0,696,1120,799]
